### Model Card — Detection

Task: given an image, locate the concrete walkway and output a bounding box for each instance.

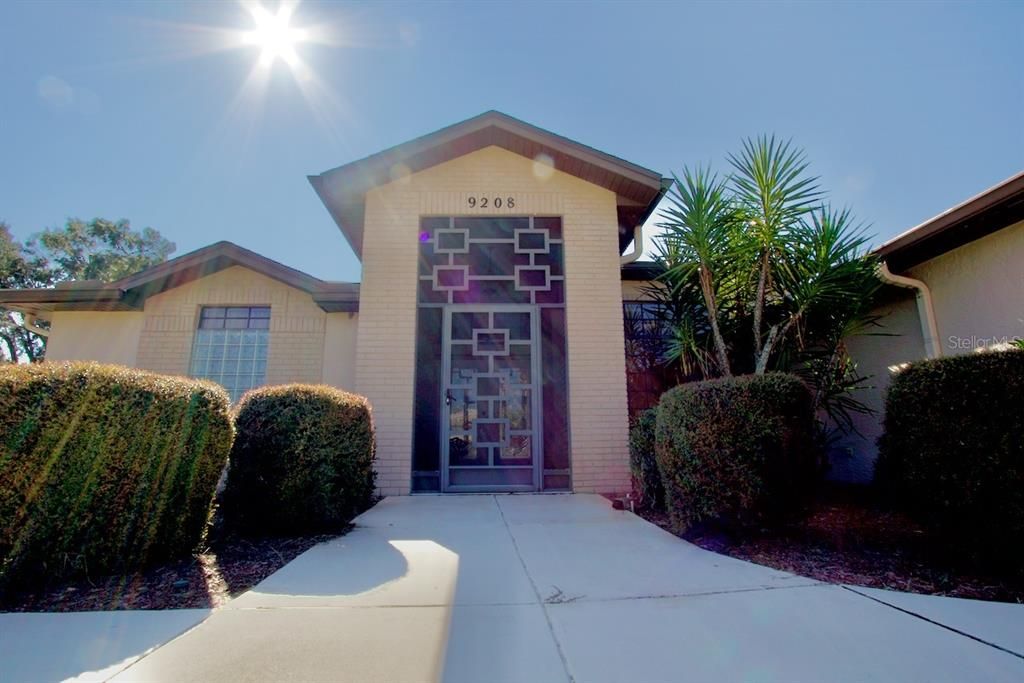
[0,609,211,682]
[6,494,1024,682]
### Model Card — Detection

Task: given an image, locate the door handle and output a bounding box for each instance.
[445,389,454,407]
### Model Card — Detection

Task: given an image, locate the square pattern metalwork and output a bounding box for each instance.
[474,419,510,448]
[472,328,510,356]
[435,228,470,254]
[418,217,565,306]
[433,265,470,291]
[475,373,505,399]
[514,228,549,254]
[514,265,551,292]
[414,217,569,492]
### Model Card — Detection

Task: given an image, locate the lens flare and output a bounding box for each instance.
[115,1,369,156]
[243,3,306,68]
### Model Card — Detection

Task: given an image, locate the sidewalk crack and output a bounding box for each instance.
[842,585,1024,661]
[494,495,576,683]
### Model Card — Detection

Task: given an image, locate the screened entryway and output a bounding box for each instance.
[412,216,570,492]
[442,306,539,491]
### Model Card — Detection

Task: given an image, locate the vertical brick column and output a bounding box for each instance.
[355,190,421,496]
[562,194,631,494]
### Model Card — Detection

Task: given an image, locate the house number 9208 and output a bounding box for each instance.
[468,196,515,209]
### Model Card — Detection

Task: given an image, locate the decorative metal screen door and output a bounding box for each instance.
[441,305,542,492]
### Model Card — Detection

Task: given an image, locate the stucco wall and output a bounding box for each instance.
[357,145,631,496]
[839,218,1024,482]
[323,312,359,390]
[135,266,328,386]
[46,311,145,366]
[833,291,925,482]
[908,219,1024,354]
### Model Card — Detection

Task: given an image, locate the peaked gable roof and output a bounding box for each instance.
[0,241,359,315]
[309,110,669,257]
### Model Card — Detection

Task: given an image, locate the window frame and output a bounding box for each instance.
[189,305,271,402]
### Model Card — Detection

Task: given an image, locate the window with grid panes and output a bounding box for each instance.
[622,301,674,415]
[188,306,270,401]
[623,301,673,366]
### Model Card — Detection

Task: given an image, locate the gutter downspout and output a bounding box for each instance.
[877,261,941,359]
[620,225,644,265]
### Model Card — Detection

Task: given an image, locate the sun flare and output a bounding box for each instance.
[131,1,355,147]
[243,3,307,68]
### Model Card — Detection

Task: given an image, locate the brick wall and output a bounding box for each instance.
[135,266,327,386]
[358,146,631,495]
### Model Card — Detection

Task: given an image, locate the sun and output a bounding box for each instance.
[243,3,307,68]
[140,0,353,144]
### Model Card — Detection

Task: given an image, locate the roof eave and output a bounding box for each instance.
[315,110,665,188]
[621,260,665,281]
[310,111,667,260]
[308,174,364,258]
[0,287,133,314]
[876,170,1024,268]
[1,241,362,316]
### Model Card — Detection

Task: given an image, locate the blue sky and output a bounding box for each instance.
[2,1,1021,282]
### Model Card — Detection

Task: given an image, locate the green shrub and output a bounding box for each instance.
[655,373,820,533]
[223,384,376,535]
[876,349,1024,568]
[629,408,663,509]
[0,362,233,592]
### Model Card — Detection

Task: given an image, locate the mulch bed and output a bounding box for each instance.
[640,486,1024,604]
[0,532,339,612]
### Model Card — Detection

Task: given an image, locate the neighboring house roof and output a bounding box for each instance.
[621,261,665,281]
[0,241,360,316]
[309,110,670,258]
[620,171,1024,282]
[876,170,1024,271]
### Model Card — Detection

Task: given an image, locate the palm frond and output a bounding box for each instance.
[727,135,824,240]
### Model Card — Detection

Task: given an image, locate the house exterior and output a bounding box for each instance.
[10,111,1011,493]
[0,112,668,497]
[833,170,1024,481]
[598,170,1024,483]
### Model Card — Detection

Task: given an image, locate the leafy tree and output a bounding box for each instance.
[0,218,174,362]
[652,137,881,432]
[1,224,49,363]
[29,218,174,282]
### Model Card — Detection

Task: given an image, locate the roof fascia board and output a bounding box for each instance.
[113,243,325,294]
[311,112,669,258]
[877,170,1024,260]
[315,112,664,193]
[1,242,360,315]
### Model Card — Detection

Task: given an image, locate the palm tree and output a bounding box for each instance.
[775,206,882,428]
[650,137,882,426]
[728,136,823,373]
[657,167,738,377]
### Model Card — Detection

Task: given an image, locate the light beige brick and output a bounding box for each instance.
[136,266,330,386]
[357,146,630,495]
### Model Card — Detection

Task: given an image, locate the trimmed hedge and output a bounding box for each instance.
[655,373,820,533]
[876,350,1024,567]
[0,362,233,591]
[222,384,375,535]
[629,408,663,510]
